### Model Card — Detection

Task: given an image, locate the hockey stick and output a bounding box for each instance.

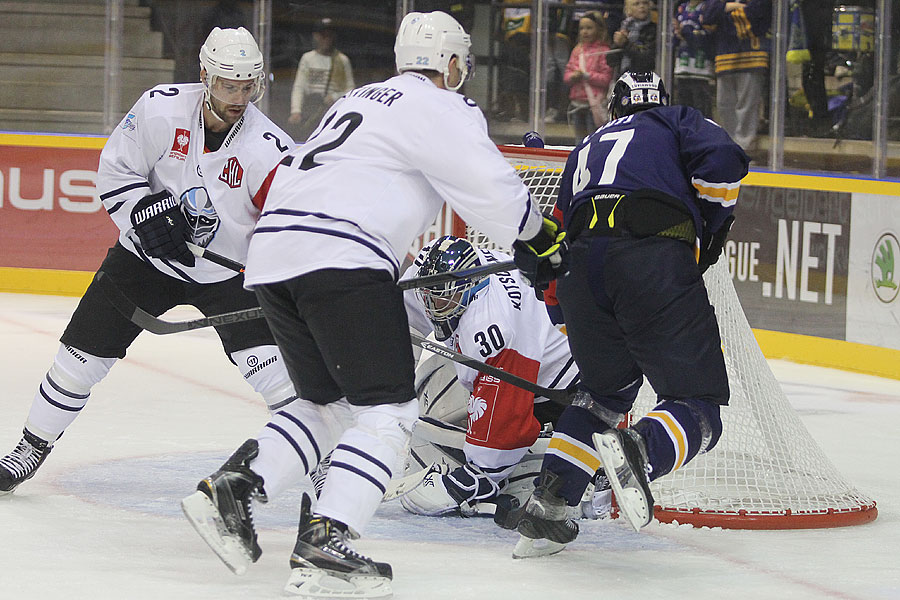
[97,261,519,335]
[410,332,576,405]
[96,271,265,335]
[184,243,516,290]
[400,260,516,290]
[186,242,246,273]
[98,272,577,402]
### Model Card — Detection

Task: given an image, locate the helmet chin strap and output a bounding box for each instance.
[203,90,228,125]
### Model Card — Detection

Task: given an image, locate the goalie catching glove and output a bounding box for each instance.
[697,214,734,274]
[130,191,195,266]
[513,215,569,296]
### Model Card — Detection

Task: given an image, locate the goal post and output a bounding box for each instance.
[451,144,877,529]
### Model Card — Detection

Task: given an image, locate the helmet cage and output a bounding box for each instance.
[415,237,487,341]
[199,27,266,106]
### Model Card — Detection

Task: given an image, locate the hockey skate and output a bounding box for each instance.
[592,428,654,531]
[285,493,392,599]
[580,467,613,520]
[181,439,267,575]
[510,469,579,559]
[0,429,53,495]
[400,462,498,517]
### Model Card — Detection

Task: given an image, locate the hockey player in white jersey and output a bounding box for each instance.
[0,27,297,495]
[399,236,578,516]
[180,11,568,600]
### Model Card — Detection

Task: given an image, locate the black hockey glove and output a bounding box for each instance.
[130,191,195,267]
[513,215,569,297]
[698,214,735,274]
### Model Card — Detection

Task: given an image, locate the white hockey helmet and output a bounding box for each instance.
[394,11,473,92]
[199,26,266,104]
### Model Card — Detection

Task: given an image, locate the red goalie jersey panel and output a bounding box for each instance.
[466,348,541,450]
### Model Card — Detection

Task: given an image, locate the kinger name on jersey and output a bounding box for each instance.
[344,84,404,106]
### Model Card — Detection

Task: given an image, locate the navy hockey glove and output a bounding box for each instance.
[523,131,545,148]
[698,214,734,274]
[513,215,569,297]
[130,191,195,266]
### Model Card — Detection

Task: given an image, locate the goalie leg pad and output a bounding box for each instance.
[400,462,500,516]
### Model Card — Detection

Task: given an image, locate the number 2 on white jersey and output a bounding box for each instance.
[572,129,635,194]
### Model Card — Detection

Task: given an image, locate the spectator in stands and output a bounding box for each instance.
[564,11,614,140]
[673,0,715,118]
[288,18,355,141]
[798,0,833,136]
[495,2,532,122]
[703,0,772,152]
[611,0,657,76]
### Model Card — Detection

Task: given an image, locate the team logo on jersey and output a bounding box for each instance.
[169,128,191,160]
[120,112,136,131]
[180,186,220,247]
[218,157,244,189]
[467,382,498,443]
[468,395,487,421]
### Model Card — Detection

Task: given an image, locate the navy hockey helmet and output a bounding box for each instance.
[415,236,489,341]
[608,71,669,120]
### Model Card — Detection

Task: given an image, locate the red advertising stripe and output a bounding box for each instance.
[0,144,118,271]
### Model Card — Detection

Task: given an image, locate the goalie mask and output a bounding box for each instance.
[415,236,488,341]
[395,11,474,92]
[199,27,266,119]
[608,71,669,120]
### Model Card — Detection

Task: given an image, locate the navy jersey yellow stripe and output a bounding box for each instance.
[703,0,772,73]
[556,105,749,239]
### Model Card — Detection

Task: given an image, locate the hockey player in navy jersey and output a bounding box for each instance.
[0,28,297,496]
[180,11,566,599]
[506,71,750,557]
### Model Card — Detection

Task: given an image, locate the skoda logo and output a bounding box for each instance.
[871,232,899,304]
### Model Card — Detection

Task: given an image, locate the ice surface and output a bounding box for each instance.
[1,293,898,600]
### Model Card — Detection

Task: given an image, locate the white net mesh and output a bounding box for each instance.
[458,148,876,528]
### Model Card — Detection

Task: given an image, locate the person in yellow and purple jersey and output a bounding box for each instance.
[502,72,750,559]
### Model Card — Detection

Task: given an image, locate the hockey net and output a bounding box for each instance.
[453,145,877,529]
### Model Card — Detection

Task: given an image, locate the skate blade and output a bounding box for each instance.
[512,534,567,559]
[284,567,392,599]
[181,491,252,576]
[592,433,651,532]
